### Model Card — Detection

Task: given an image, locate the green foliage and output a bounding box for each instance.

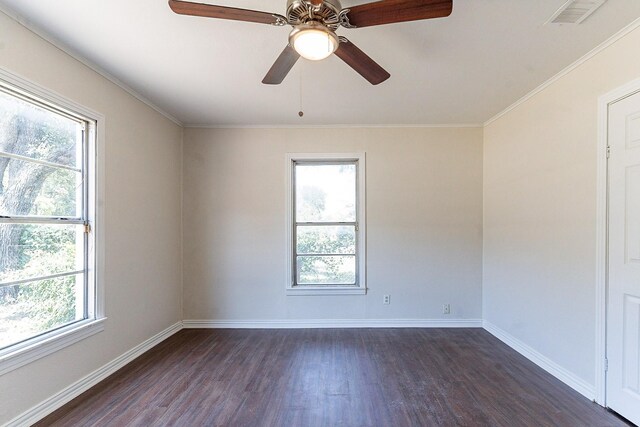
[32,168,78,217]
[15,226,78,329]
[18,275,76,330]
[17,225,76,270]
[297,255,355,284]
[297,227,355,254]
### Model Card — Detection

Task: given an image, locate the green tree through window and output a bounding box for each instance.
[0,87,87,349]
[294,162,358,286]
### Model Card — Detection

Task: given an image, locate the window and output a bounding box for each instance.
[286,153,366,295]
[0,73,102,373]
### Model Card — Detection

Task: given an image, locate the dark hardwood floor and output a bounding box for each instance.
[35,328,627,427]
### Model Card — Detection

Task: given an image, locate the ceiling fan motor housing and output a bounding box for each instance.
[286,0,343,29]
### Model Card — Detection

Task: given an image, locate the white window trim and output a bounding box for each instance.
[285,152,366,296]
[0,68,106,376]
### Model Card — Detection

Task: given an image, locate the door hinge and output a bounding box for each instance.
[84,223,92,234]
[604,358,608,372]
[606,146,611,159]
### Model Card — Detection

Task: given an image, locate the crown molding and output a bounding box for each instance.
[183,123,483,129]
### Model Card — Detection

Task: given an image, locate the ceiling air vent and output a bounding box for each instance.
[547,0,606,25]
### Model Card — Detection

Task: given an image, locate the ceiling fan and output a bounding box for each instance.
[168,0,453,85]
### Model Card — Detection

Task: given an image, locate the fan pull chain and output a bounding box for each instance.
[298,66,304,118]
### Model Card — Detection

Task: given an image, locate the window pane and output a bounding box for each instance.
[0,157,81,217]
[297,225,355,255]
[0,273,84,350]
[297,255,356,285]
[0,89,81,168]
[0,224,83,285]
[295,163,356,222]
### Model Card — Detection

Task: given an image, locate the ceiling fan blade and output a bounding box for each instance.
[334,38,390,85]
[169,0,282,25]
[262,45,301,85]
[345,0,452,28]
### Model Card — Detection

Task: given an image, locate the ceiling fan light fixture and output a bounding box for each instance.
[289,23,339,61]
[170,0,454,85]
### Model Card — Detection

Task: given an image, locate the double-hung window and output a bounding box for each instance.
[286,153,366,295]
[0,75,100,372]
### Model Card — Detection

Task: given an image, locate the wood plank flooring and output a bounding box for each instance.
[35,328,628,427]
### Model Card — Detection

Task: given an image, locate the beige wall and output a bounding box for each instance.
[0,11,183,424]
[182,127,483,322]
[483,26,640,386]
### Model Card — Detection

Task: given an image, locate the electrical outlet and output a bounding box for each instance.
[383,295,390,305]
[443,304,451,314]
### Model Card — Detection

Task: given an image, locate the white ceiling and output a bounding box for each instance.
[1,0,639,126]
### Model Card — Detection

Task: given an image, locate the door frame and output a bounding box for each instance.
[596,77,640,405]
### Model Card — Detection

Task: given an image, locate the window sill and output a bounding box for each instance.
[0,317,106,376]
[286,287,367,296]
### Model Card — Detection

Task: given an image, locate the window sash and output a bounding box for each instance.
[0,83,92,333]
[292,161,359,287]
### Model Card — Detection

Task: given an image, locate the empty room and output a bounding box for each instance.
[1,0,640,425]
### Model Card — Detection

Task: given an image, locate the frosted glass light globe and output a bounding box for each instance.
[289,25,339,61]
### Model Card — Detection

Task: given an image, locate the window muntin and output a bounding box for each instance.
[291,160,363,289]
[0,83,93,352]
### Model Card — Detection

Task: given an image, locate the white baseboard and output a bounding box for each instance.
[482,321,595,400]
[6,321,183,427]
[183,318,483,329]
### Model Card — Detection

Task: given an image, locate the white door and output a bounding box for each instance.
[607,89,640,425]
